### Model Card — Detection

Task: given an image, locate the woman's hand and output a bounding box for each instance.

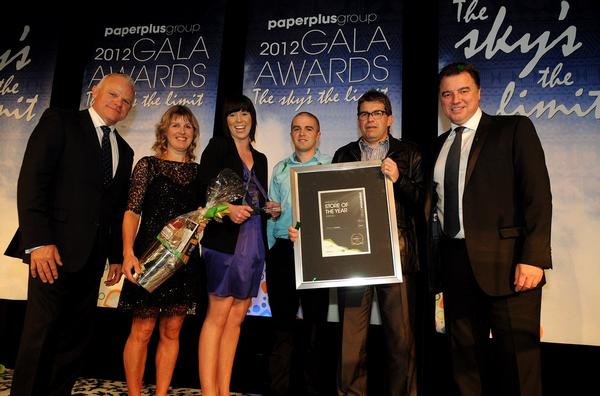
[198,219,209,232]
[122,254,141,284]
[227,203,253,224]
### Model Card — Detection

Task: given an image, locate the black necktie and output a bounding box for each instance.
[443,126,464,237]
[100,126,113,187]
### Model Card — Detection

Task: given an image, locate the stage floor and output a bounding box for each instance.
[0,368,261,395]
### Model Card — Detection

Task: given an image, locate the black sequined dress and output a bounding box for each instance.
[118,156,202,317]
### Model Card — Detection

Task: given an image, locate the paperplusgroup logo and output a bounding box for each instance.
[104,24,201,37]
[267,13,378,30]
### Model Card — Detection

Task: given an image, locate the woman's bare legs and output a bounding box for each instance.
[155,314,185,396]
[123,316,157,395]
[199,295,251,396]
[217,297,251,395]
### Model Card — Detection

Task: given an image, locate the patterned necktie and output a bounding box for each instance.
[443,126,465,237]
[100,126,113,187]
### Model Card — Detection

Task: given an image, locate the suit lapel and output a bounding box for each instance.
[226,136,244,174]
[349,140,361,161]
[387,135,401,155]
[113,130,130,183]
[465,113,491,186]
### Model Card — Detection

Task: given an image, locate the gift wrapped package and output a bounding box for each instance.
[134,168,246,292]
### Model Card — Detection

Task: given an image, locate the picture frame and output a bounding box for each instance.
[290,160,402,289]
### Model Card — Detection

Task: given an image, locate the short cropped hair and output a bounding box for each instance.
[357,89,392,116]
[291,111,320,131]
[438,62,480,89]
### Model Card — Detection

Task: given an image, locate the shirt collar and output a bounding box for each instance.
[450,107,482,133]
[359,135,389,151]
[288,149,324,165]
[88,107,113,132]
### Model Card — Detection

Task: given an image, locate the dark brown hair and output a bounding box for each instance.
[222,95,257,142]
[357,89,392,116]
[438,62,481,89]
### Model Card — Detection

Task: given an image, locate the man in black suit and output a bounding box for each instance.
[333,90,422,396]
[5,73,135,396]
[430,63,552,396]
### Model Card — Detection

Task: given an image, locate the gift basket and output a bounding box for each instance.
[133,168,246,292]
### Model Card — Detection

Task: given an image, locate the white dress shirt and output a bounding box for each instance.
[88,107,119,176]
[433,108,482,239]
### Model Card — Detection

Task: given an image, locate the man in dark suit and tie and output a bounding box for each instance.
[5,73,135,395]
[430,62,552,396]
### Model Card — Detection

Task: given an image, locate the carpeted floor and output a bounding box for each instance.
[0,367,260,395]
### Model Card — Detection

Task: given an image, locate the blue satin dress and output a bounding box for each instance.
[202,166,265,298]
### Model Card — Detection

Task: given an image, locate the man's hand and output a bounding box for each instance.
[514,263,544,292]
[104,264,123,286]
[288,226,299,242]
[381,158,400,183]
[265,201,282,219]
[30,245,63,284]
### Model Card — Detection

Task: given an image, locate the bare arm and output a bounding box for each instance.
[120,210,142,283]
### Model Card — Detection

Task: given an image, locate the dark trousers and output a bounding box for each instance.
[337,275,417,396]
[441,238,543,396]
[265,238,330,396]
[10,255,105,396]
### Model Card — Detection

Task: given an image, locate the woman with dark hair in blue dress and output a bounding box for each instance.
[197,95,280,396]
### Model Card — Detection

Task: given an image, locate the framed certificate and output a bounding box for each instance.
[290,160,402,289]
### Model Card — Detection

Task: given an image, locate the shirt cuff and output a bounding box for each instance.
[25,246,44,254]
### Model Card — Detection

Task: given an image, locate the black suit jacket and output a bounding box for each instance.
[429,112,552,296]
[332,135,424,273]
[198,135,269,254]
[5,108,133,271]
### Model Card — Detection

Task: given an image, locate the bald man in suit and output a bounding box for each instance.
[428,62,552,396]
[5,73,135,396]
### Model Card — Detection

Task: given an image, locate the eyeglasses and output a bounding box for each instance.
[357,110,387,120]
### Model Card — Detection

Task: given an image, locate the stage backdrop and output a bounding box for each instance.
[243,0,403,317]
[76,10,226,308]
[439,0,600,346]
[0,22,58,300]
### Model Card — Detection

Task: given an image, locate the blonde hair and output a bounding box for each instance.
[151,105,200,161]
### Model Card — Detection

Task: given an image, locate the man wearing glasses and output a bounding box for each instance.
[332,90,423,396]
